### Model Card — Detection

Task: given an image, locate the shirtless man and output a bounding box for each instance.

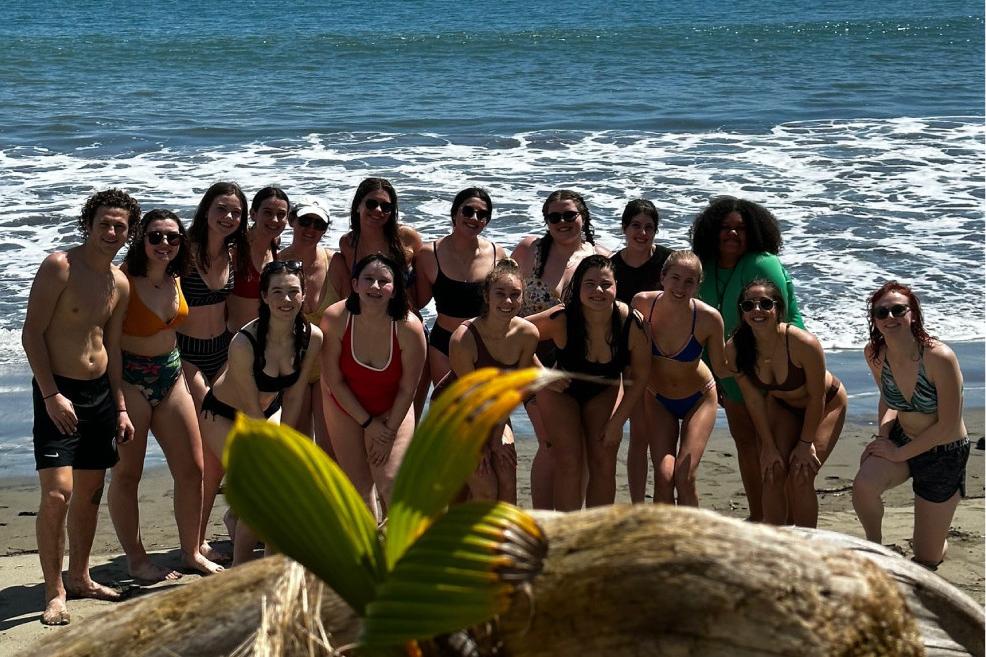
[21,189,140,625]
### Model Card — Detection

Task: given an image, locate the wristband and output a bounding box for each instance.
[360,415,373,429]
[799,439,813,445]
[42,391,59,400]
[117,409,128,414]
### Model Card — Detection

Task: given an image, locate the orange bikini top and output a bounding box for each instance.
[122,275,189,337]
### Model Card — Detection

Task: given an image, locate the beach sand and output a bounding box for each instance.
[0,415,982,655]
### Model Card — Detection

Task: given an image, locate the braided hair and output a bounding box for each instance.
[535,190,596,278]
[255,262,311,381]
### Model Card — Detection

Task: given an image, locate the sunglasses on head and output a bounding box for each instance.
[460,205,490,221]
[364,199,393,214]
[873,304,909,320]
[146,231,181,246]
[545,210,579,224]
[296,215,328,231]
[265,260,304,275]
[740,297,776,313]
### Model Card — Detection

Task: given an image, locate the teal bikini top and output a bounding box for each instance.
[880,349,939,414]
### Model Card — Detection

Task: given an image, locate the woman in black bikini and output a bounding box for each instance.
[199,260,323,565]
[177,181,249,561]
[436,258,539,503]
[416,187,507,386]
[527,255,650,510]
[727,279,846,527]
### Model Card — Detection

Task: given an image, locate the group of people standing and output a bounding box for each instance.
[23,183,970,626]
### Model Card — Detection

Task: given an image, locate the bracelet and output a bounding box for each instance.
[42,391,59,400]
[799,439,813,445]
[117,409,128,414]
[360,415,373,429]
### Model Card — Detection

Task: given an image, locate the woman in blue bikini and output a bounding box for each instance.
[632,251,729,506]
[853,281,969,568]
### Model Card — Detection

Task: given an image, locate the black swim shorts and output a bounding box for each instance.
[32,374,118,470]
[890,421,970,504]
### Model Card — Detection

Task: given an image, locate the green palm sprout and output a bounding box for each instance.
[221,367,557,653]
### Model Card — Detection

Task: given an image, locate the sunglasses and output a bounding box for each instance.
[146,231,181,246]
[264,260,304,275]
[740,297,777,313]
[364,199,394,214]
[296,215,328,231]
[460,205,490,222]
[873,304,909,320]
[545,210,579,224]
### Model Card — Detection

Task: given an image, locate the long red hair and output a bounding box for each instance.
[866,281,935,362]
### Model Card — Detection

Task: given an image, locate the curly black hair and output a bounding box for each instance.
[688,196,782,262]
[78,189,141,244]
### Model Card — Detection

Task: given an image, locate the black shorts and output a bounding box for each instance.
[428,323,453,356]
[33,374,118,471]
[890,421,970,504]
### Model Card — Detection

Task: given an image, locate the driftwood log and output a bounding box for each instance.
[31,505,984,657]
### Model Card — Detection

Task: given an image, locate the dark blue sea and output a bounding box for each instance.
[0,0,982,472]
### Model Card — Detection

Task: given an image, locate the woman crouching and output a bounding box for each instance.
[199,260,323,564]
[321,254,426,518]
[727,279,847,527]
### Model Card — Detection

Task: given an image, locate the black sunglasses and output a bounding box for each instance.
[297,215,328,231]
[740,297,776,313]
[146,230,181,246]
[264,260,304,275]
[545,210,579,224]
[873,304,909,320]
[460,205,490,221]
[364,198,394,214]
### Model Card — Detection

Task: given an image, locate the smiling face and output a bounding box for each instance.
[544,199,584,246]
[143,217,182,265]
[623,213,656,253]
[262,272,305,319]
[251,197,289,236]
[661,263,700,301]
[871,290,913,336]
[578,265,616,310]
[208,193,244,238]
[358,189,395,231]
[453,197,491,236]
[740,284,779,328]
[485,272,523,320]
[353,260,396,306]
[87,205,131,255]
[718,211,748,261]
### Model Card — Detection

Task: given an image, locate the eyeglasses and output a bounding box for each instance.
[146,231,181,246]
[264,260,304,275]
[740,297,776,312]
[460,205,490,222]
[296,215,328,231]
[545,211,579,224]
[364,199,393,214]
[873,304,909,320]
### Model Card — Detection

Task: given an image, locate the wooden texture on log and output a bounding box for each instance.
[30,505,983,657]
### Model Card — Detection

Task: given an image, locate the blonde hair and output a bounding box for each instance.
[661,250,703,281]
[480,258,524,317]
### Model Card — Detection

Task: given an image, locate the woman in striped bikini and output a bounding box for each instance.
[853,281,969,568]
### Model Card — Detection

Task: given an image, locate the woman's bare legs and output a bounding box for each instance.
[786,391,847,527]
[760,398,799,525]
[324,399,376,512]
[525,397,554,509]
[183,362,226,561]
[649,399,681,505]
[108,385,181,581]
[913,493,961,567]
[368,405,416,516]
[152,378,222,574]
[583,390,621,507]
[723,397,763,521]
[673,389,717,507]
[539,390,585,511]
[852,455,911,543]
[493,424,517,505]
[626,399,656,503]
[310,381,335,459]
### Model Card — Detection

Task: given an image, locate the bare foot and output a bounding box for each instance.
[129,559,183,583]
[41,596,70,626]
[65,578,121,602]
[200,541,231,565]
[182,551,224,576]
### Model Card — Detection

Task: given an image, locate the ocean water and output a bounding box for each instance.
[0,0,982,473]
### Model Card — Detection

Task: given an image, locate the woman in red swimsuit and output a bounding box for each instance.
[321,254,426,518]
[438,258,539,503]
